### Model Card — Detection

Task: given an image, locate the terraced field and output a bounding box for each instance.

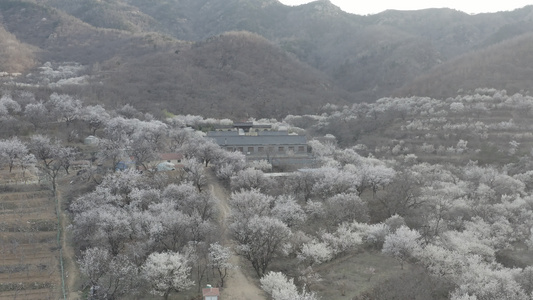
[0,169,61,300]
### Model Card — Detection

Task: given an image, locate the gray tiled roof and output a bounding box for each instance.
[206,131,240,136]
[208,135,307,146]
[257,131,289,136]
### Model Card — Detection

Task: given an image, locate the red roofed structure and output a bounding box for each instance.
[202,284,220,300]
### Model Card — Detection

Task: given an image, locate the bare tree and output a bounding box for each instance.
[129,138,157,171]
[377,171,423,218]
[97,138,128,172]
[28,135,75,193]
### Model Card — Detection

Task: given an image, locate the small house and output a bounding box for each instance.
[71,160,91,171]
[202,284,220,300]
[156,161,176,171]
[151,153,183,171]
[115,159,135,171]
[84,135,99,145]
[158,153,183,164]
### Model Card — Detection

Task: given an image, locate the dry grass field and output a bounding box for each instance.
[0,168,61,300]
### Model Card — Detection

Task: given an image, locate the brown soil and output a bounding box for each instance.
[56,188,82,300]
[0,168,60,299]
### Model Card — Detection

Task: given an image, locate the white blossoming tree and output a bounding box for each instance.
[261,271,319,300]
[208,242,234,288]
[382,225,421,269]
[142,251,194,300]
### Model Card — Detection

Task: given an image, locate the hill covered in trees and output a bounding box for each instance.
[2,0,533,117]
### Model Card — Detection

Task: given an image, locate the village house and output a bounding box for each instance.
[158,153,183,165]
[154,153,183,171]
[207,123,315,168]
[202,284,220,300]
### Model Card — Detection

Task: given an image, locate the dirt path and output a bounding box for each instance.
[207,169,267,300]
[56,188,82,300]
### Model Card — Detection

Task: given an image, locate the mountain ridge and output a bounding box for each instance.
[2,0,533,118]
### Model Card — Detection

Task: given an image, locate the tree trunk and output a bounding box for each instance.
[219,268,227,288]
[51,176,57,196]
[163,290,171,300]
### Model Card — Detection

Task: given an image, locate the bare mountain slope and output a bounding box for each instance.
[3,0,533,118]
[395,32,533,98]
[95,31,349,119]
[31,0,533,102]
[0,0,179,65]
[0,24,36,73]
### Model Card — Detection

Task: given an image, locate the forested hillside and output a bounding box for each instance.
[31,0,533,99]
[1,0,533,117]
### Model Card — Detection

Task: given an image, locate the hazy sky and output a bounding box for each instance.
[278,0,532,15]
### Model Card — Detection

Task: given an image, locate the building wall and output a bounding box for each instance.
[224,144,308,155]
[207,130,313,167]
